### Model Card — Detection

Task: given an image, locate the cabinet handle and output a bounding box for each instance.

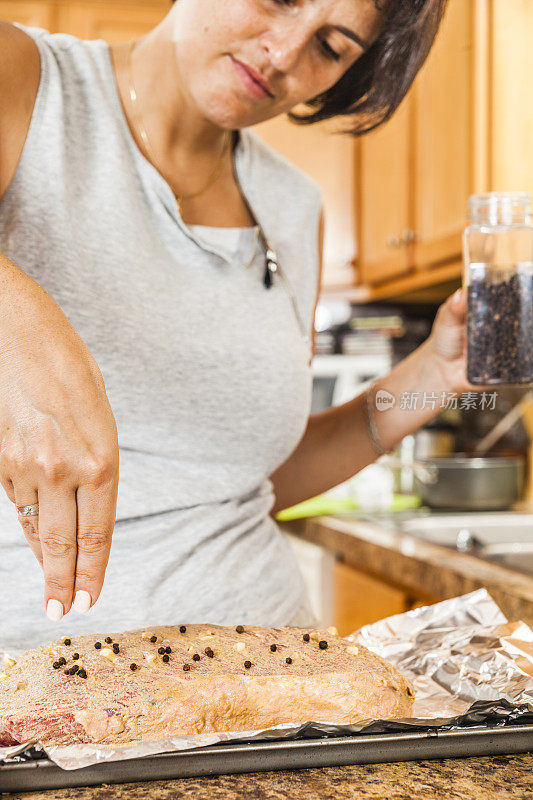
[401,229,417,245]
[386,234,401,248]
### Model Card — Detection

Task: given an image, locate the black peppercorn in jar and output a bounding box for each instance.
[464,192,533,385]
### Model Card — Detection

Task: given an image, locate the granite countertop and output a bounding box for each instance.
[285,515,533,625]
[3,754,531,799]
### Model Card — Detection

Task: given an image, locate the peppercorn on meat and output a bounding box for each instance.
[0,624,414,746]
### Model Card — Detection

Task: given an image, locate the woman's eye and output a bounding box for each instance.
[268,1,341,61]
[319,39,341,62]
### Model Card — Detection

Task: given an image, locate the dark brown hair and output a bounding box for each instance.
[171,0,448,136]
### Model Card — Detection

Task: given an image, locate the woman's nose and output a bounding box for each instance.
[261,26,311,73]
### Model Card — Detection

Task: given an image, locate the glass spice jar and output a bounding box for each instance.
[463,192,533,385]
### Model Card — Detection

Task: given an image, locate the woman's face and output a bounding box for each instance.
[168,0,382,129]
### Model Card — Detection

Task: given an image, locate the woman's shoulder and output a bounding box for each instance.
[239,127,323,207]
[9,22,106,82]
[0,23,119,203]
[9,21,87,51]
[0,22,40,108]
[0,22,41,201]
[4,23,117,131]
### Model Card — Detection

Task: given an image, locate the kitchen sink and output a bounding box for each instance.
[398,512,533,576]
[399,513,533,546]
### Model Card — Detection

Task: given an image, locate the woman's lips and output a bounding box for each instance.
[230,56,273,99]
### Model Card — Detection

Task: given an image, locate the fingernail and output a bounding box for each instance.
[73,590,92,614]
[46,598,64,622]
[453,287,463,304]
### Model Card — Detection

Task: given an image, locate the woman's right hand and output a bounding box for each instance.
[0,254,119,621]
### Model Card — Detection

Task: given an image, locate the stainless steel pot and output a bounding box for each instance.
[412,428,456,460]
[413,455,525,511]
[390,428,456,493]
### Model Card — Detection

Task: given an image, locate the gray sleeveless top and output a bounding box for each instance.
[0,25,322,651]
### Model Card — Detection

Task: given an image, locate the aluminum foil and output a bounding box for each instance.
[1,589,532,771]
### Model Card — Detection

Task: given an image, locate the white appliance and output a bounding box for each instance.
[311,353,392,412]
[283,530,335,627]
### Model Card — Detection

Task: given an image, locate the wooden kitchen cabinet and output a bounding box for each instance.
[255,116,358,289]
[345,0,533,299]
[411,0,473,269]
[489,0,533,196]
[259,0,475,291]
[0,0,55,29]
[333,561,438,637]
[356,96,413,286]
[0,0,168,39]
[357,0,474,286]
[56,1,167,42]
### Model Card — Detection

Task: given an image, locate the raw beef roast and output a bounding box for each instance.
[0,624,414,746]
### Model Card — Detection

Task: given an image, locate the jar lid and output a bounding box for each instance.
[467,192,532,225]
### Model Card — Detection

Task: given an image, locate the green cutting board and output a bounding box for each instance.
[275,493,421,521]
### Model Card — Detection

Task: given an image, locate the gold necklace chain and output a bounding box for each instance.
[124,41,289,301]
[127,40,231,214]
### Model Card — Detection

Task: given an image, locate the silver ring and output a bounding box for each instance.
[17,502,39,517]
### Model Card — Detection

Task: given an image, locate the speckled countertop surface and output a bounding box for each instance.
[284,515,533,625]
[2,754,532,799]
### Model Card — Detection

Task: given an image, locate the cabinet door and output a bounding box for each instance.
[356,94,413,285]
[333,561,439,636]
[0,1,55,29]
[254,116,358,290]
[56,2,168,42]
[412,0,474,268]
[333,562,408,636]
[491,0,533,195]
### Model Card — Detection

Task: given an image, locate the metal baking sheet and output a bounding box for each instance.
[1,725,533,793]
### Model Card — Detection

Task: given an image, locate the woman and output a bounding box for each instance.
[0,0,466,651]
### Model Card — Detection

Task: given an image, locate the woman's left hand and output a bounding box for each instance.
[425,287,475,394]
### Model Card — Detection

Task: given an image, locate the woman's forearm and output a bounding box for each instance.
[270,338,454,514]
